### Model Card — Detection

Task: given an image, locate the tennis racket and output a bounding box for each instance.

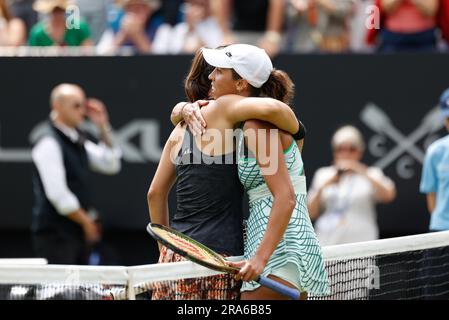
[146,223,301,300]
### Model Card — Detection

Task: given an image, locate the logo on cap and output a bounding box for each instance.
[225,52,232,58]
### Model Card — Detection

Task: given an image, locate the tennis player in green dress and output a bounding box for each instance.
[175,44,329,299]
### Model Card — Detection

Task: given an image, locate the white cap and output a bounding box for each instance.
[202,44,273,88]
[331,125,365,151]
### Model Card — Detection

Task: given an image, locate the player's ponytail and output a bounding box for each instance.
[260,69,295,106]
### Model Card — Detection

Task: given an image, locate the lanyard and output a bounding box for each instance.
[328,173,356,217]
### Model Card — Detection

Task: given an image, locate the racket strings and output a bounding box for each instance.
[153,228,225,267]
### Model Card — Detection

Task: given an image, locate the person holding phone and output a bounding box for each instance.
[307,125,396,246]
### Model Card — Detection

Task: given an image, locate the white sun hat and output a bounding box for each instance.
[202,44,273,88]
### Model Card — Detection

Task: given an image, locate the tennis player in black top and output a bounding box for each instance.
[148,47,302,299]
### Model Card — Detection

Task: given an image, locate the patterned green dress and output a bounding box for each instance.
[238,130,329,296]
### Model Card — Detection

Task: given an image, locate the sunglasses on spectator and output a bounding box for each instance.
[71,101,86,109]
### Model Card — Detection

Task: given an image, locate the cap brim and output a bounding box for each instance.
[202,48,233,69]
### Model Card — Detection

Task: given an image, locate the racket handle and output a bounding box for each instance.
[256,276,301,300]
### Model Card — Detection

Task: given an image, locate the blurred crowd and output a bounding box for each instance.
[1,0,449,55]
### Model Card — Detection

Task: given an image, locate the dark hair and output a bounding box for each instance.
[0,0,12,21]
[184,45,232,102]
[231,69,295,106]
[184,47,295,107]
[184,49,214,102]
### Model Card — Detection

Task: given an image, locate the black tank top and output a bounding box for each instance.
[171,129,244,256]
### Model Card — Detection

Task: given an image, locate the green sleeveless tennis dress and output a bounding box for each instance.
[238,131,329,296]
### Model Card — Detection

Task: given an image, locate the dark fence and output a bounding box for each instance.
[1,54,448,264]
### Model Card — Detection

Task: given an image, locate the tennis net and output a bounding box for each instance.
[1,230,448,300]
[0,264,128,300]
[315,230,449,300]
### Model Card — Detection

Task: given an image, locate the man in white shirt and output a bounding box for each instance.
[31,83,121,264]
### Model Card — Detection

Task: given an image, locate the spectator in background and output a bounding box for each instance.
[349,0,374,52]
[213,0,285,57]
[99,0,163,54]
[367,0,440,52]
[420,88,449,232]
[31,83,121,264]
[308,125,396,246]
[29,0,93,46]
[152,0,223,54]
[0,0,27,46]
[6,0,37,36]
[159,0,184,26]
[285,0,355,53]
[75,0,111,44]
[439,0,449,48]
